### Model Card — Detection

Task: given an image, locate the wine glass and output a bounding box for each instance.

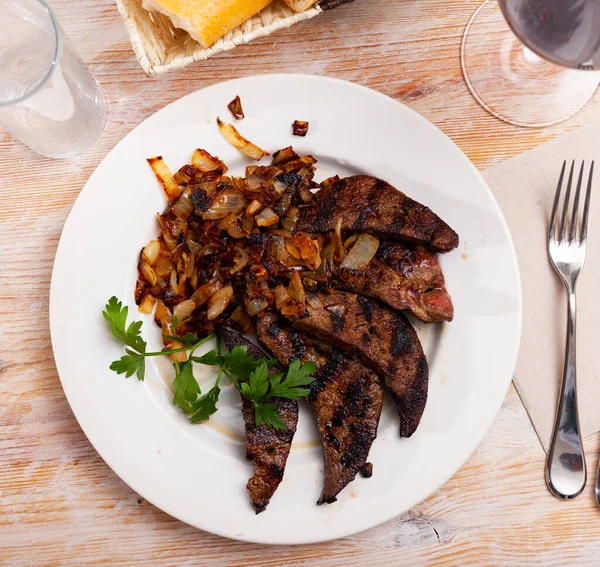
[461,0,600,127]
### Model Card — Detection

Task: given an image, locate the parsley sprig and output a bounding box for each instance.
[103,297,316,430]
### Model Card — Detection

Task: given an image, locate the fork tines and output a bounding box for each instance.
[550,160,594,245]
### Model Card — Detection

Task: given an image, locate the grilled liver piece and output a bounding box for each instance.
[290,291,428,437]
[336,243,454,323]
[219,327,298,514]
[256,312,383,504]
[296,175,459,253]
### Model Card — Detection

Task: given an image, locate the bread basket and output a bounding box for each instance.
[116,0,353,75]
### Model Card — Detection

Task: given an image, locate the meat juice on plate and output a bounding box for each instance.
[499,0,600,69]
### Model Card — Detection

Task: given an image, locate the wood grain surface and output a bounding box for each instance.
[2,0,600,565]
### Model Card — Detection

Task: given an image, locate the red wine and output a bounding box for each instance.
[499,0,600,69]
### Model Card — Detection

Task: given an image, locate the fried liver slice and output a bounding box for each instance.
[256,312,383,504]
[290,291,428,437]
[219,327,298,513]
[296,175,459,253]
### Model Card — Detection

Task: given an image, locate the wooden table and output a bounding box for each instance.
[2,1,600,565]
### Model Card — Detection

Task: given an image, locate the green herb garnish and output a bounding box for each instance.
[103,297,316,430]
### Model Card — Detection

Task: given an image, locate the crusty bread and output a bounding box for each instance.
[282,0,318,12]
[142,0,274,47]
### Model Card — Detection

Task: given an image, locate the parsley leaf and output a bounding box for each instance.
[254,402,286,430]
[189,380,221,423]
[109,349,146,381]
[172,360,201,413]
[103,297,146,354]
[269,359,317,400]
[222,346,268,381]
[191,350,224,367]
[239,362,272,402]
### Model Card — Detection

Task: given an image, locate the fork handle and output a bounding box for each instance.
[546,289,587,499]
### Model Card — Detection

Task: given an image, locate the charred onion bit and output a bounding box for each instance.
[292,120,309,137]
[227,95,245,120]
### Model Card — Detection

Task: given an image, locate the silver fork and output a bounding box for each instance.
[546,160,594,500]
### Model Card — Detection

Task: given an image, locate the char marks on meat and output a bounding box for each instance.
[296,175,459,253]
[337,243,454,323]
[290,291,428,437]
[219,327,298,514]
[256,312,383,504]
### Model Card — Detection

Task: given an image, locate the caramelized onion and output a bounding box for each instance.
[163,231,177,252]
[279,156,317,174]
[241,213,254,234]
[256,207,279,227]
[292,120,309,137]
[232,176,246,193]
[171,193,194,220]
[139,263,157,286]
[192,148,227,173]
[285,240,302,259]
[340,234,380,271]
[230,247,250,274]
[271,146,298,166]
[344,235,359,250]
[207,283,233,320]
[155,255,174,278]
[147,156,181,201]
[246,297,268,317]
[291,233,321,270]
[247,172,263,191]
[287,271,305,305]
[169,270,180,295]
[274,285,290,311]
[216,118,269,161]
[334,217,345,264]
[302,271,329,283]
[166,338,188,363]
[204,188,246,220]
[139,294,157,314]
[186,239,201,255]
[268,235,294,266]
[173,299,196,321]
[228,96,245,120]
[154,300,171,323]
[192,279,222,307]
[142,240,161,265]
[217,213,247,239]
[246,200,262,216]
[274,190,293,215]
[184,253,195,278]
[298,183,314,203]
[198,243,221,256]
[231,306,252,332]
[281,217,297,233]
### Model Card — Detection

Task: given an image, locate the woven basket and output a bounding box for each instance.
[116,0,351,75]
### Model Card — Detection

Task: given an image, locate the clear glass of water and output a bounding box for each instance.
[461,0,600,127]
[0,0,107,158]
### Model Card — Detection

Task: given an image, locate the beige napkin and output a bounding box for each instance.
[483,121,600,451]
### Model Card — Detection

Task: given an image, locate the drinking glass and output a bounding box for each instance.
[461,0,600,127]
[0,0,107,158]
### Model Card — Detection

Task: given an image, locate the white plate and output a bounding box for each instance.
[50,74,522,545]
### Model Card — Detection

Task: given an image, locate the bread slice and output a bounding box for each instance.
[282,0,318,12]
[142,0,274,48]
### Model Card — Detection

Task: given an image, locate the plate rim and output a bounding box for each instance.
[49,73,523,545]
